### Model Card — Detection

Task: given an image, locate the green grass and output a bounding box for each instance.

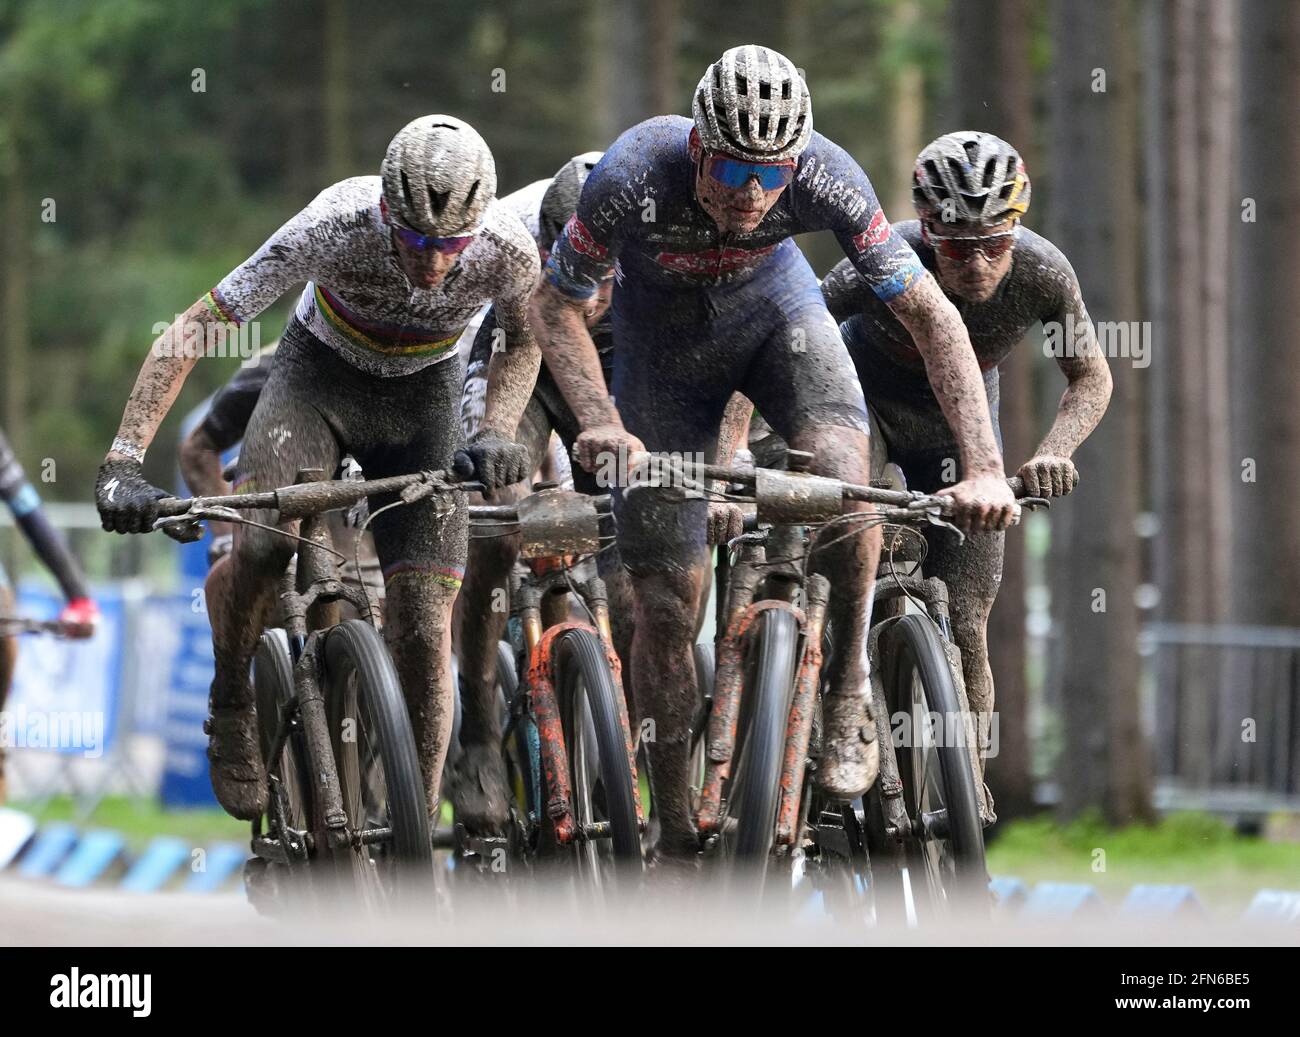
[986,811,1300,911]
[11,795,247,853]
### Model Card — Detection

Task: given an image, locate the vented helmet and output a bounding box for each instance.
[912,131,1031,226]
[692,45,813,162]
[381,115,496,236]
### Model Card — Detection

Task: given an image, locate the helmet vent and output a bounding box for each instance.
[736,73,748,95]
[428,187,450,215]
[776,116,789,139]
[400,171,415,210]
[963,140,980,164]
[759,81,771,100]
[982,159,997,188]
[464,179,480,209]
[758,114,769,138]
[781,80,792,100]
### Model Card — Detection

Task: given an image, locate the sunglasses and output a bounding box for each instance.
[702,152,797,191]
[926,227,1017,264]
[391,224,477,255]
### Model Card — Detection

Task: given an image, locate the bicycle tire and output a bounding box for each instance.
[728,608,799,864]
[324,619,433,893]
[497,639,540,822]
[553,628,641,872]
[253,629,312,830]
[879,613,985,906]
[689,642,715,809]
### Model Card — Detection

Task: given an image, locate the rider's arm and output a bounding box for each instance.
[886,274,1006,482]
[1035,263,1113,461]
[479,247,542,439]
[536,198,635,470]
[715,393,754,466]
[535,285,621,432]
[106,189,330,464]
[0,428,90,603]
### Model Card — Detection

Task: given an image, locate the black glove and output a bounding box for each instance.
[95,458,168,534]
[453,431,531,491]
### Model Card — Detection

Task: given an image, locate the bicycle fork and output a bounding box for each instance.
[519,579,644,845]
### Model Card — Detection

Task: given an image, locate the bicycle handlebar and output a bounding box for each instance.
[156,469,482,524]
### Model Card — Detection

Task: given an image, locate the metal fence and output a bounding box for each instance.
[1141,622,1300,815]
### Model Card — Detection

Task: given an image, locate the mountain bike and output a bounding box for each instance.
[155,466,479,911]
[671,453,1044,918]
[442,485,644,888]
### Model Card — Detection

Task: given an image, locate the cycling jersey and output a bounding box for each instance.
[0,428,89,602]
[453,178,551,363]
[206,176,540,379]
[544,115,925,301]
[822,220,1090,406]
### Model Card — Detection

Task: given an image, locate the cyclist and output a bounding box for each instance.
[0,427,98,803]
[819,131,1113,807]
[96,115,540,822]
[536,45,1018,860]
[453,152,626,833]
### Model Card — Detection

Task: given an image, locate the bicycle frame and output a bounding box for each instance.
[254,467,387,870]
[696,519,831,848]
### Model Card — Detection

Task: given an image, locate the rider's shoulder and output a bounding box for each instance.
[479,201,542,273]
[603,114,691,173]
[289,176,382,236]
[1011,226,1079,284]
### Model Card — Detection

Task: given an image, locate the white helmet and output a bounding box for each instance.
[692,45,813,162]
[381,115,496,235]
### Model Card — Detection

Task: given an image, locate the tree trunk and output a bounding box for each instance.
[1049,0,1151,824]
[647,0,679,116]
[322,0,351,182]
[887,0,924,220]
[1230,3,1300,625]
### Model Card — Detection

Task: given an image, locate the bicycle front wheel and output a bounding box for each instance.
[552,628,641,881]
[324,619,433,903]
[724,608,798,869]
[878,613,985,914]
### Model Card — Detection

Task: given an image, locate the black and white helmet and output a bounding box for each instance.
[539,151,603,248]
[381,115,496,236]
[911,131,1031,226]
[692,45,813,162]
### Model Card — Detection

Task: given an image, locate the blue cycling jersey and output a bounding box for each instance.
[544,115,925,303]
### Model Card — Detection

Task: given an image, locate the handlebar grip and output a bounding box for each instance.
[1007,476,1026,498]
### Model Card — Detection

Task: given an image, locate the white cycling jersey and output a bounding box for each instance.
[205,176,540,378]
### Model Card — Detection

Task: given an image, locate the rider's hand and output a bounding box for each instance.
[95,457,168,534]
[1017,454,1079,498]
[454,430,531,491]
[706,502,745,546]
[573,424,647,480]
[937,473,1020,533]
[58,597,99,639]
